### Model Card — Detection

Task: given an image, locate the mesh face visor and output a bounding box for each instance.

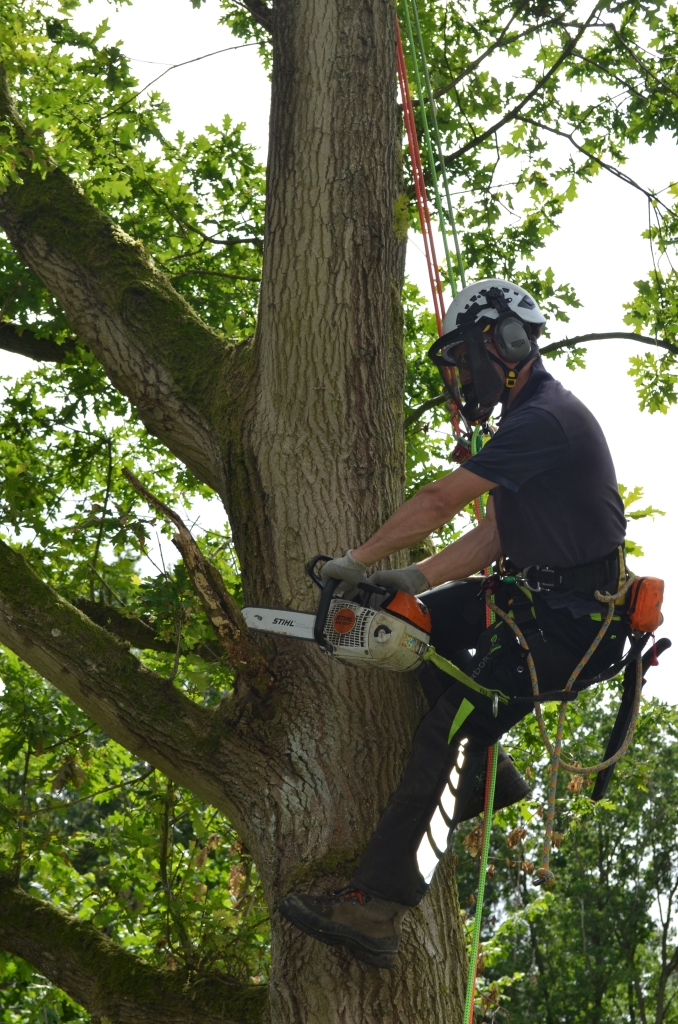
[428,325,503,425]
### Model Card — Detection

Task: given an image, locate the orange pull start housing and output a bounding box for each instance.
[625,576,664,633]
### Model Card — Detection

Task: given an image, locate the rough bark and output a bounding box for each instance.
[0,0,470,1020]
[0,880,267,1024]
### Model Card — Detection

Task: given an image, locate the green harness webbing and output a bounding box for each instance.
[423,646,510,707]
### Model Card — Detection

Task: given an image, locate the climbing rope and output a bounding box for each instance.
[463,744,498,1024]
[399,0,465,296]
[396,21,446,333]
[487,575,639,886]
[396,13,467,441]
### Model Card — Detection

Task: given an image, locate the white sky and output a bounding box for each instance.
[2,0,676,702]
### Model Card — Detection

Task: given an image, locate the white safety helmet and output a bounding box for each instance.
[442,278,546,336]
[428,278,546,425]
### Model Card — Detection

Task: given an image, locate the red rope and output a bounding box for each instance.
[396,22,445,334]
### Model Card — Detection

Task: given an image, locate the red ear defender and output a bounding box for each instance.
[625,577,664,633]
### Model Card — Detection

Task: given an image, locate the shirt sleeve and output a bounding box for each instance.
[463,408,570,493]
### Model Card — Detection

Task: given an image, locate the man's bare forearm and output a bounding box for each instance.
[416,512,502,588]
[352,467,496,565]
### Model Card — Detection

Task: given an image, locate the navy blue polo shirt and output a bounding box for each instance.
[464,358,626,569]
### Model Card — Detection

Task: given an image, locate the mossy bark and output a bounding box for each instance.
[0,1,468,1021]
[0,880,267,1024]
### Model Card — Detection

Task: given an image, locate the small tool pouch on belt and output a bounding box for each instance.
[624,576,664,633]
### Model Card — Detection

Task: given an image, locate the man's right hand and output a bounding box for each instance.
[320,550,370,586]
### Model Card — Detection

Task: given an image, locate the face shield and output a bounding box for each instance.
[428,325,504,425]
[428,286,541,425]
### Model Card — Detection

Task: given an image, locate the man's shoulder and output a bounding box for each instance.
[516,368,595,429]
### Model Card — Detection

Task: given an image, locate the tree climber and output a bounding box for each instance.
[279,279,629,969]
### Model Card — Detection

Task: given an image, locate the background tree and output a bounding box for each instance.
[0,0,677,1022]
[452,695,678,1024]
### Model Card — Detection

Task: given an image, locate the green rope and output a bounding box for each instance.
[463,743,499,1024]
[407,0,466,291]
[400,0,463,297]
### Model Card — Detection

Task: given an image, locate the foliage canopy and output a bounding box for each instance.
[1,0,677,1020]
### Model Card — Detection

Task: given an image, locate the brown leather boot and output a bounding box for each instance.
[278,886,408,968]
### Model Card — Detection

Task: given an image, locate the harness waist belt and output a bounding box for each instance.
[516,548,622,595]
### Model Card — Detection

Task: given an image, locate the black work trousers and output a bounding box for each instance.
[350,580,626,906]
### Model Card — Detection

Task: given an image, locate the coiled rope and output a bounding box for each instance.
[487,576,639,886]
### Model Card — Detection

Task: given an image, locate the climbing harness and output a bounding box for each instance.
[486,573,666,886]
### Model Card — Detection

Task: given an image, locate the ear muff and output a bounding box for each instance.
[493,316,532,361]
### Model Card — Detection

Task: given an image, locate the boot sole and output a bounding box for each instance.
[278,895,398,969]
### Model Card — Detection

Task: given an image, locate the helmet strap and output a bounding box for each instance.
[487,346,539,407]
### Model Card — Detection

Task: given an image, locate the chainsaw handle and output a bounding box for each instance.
[307,554,334,590]
[306,555,394,654]
[314,576,339,652]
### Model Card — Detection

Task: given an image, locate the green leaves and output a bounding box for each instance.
[454,690,678,1023]
[0,653,270,1018]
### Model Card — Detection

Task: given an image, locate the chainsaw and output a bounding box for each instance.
[241,555,432,672]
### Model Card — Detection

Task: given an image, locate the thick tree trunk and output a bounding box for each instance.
[222,0,468,1020]
[0,0,470,1019]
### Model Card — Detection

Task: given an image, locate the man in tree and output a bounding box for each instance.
[280,278,629,968]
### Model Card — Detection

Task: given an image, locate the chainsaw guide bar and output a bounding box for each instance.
[241,606,316,641]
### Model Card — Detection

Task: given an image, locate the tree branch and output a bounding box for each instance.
[0,537,243,814]
[171,269,261,284]
[238,0,273,33]
[431,12,567,101]
[0,65,246,501]
[539,331,678,358]
[404,332,677,427]
[122,470,276,695]
[0,879,266,1024]
[514,114,668,208]
[404,394,449,429]
[0,321,76,362]
[71,597,223,663]
[444,15,594,165]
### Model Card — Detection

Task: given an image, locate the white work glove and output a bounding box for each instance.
[367,564,431,595]
[320,550,370,586]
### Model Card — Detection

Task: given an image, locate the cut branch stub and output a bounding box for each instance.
[122,469,275,694]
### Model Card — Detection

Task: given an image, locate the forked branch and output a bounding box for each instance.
[122,469,275,694]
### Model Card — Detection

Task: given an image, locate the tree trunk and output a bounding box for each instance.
[221,0,467,1019]
[0,0,471,1018]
